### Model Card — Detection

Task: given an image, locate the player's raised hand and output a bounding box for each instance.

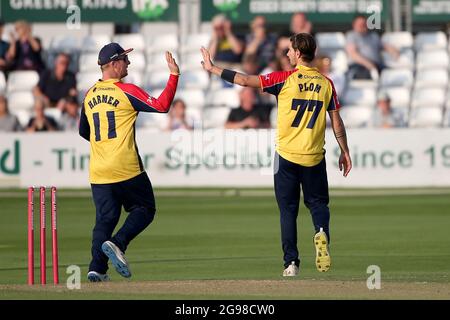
[200,47,213,72]
[339,152,352,177]
[165,51,180,75]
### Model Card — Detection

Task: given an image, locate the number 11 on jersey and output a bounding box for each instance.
[92,111,117,141]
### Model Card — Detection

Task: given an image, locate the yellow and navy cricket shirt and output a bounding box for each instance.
[259,65,340,167]
[79,75,178,184]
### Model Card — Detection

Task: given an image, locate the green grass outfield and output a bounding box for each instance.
[0,188,449,299]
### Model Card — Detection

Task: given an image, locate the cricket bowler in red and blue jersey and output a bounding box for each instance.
[201,33,352,276]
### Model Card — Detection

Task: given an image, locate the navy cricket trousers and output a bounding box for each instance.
[89,172,156,274]
[274,153,330,268]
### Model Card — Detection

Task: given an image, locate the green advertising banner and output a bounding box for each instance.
[412,0,450,22]
[202,0,389,23]
[0,0,178,22]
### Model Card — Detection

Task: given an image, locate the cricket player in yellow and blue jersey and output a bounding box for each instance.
[201,33,352,276]
[79,43,179,282]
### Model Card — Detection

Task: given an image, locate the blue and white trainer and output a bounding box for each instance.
[87,271,110,282]
[101,240,132,278]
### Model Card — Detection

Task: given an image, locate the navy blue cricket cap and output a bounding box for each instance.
[98,43,133,66]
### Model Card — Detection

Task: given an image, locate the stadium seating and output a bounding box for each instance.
[44,108,62,123]
[5,22,450,131]
[206,88,240,108]
[50,35,81,53]
[178,70,209,90]
[146,34,179,54]
[409,107,443,127]
[123,71,144,87]
[326,50,348,73]
[181,52,204,71]
[316,32,346,51]
[414,69,448,89]
[411,88,446,109]
[381,87,411,108]
[79,53,101,72]
[145,70,172,89]
[382,49,414,69]
[416,50,449,70]
[0,72,6,95]
[339,105,373,128]
[203,106,231,128]
[6,71,40,93]
[128,52,147,72]
[76,71,101,93]
[175,89,206,109]
[146,52,179,72]
[81,35,112,53]
[380,69,414,88]
[444,109,450,127]
[342,86,377,107]
[113,34,145,52]
[382,32,414,50]
[180,33,210,54]
[414,31,448,51]
[7,91,35,111]
[11,109,32,128]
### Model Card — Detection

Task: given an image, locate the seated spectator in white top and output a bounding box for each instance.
[225,88,271,129]
[26,98,58,132]
[244,16,277,71]
[346,15,399,80]
[0,95,21,132]
[208,14,244,66]
[34,53,77,109]
[59,96,80,131]
[166,99,193,131]
[373,92,404,128]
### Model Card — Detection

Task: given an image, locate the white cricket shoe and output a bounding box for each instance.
[87,271,110,282]
[101,240,132,278]
[282,261,299,277]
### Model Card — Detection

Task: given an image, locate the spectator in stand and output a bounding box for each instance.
[277,13,313,57]
[279,52,294,71]
[0,95,21,132]
[225,87,271,129]
[208,14,244,67]
[0,20,11,73]
[241,54,260,75]
[59,96,80,131]
[314,55,345,96]
[8,20,45,73]
[290,13,313,34]
[26,98,58,132]
[346,15,399,80]
[244,16,277,71]
[373,91,403,128]
[166,99,192,131]
[34,53,77,109]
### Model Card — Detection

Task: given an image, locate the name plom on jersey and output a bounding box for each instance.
[79,75,178,184]
[259,65,340,167]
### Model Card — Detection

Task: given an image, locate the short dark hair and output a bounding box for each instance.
[0,20,5,27]
[65,96,78,105]
[290,33,316,62]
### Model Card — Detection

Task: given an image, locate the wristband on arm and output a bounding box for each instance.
[221,69,237,83]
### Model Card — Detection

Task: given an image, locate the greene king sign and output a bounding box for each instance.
[1,0,177,22]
